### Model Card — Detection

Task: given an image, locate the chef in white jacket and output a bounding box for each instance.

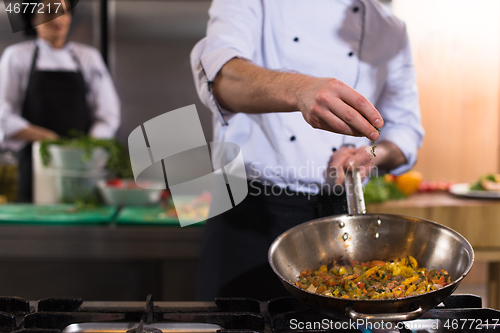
[191,0,424,300]
[0,0,120,202]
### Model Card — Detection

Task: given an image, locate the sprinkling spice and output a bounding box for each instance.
[370,142,377,157]
[369,126,380,158]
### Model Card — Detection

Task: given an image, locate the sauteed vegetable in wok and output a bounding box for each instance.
[296,256,451,300]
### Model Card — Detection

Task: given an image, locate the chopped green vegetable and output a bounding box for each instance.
[73,196,102,210]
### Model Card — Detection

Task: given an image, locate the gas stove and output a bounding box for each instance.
[0,294,498,333]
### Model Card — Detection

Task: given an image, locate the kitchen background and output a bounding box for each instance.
[0,0,214,144]
[0,0,496,306]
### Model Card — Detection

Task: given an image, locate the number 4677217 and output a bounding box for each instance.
[5,2,62,14]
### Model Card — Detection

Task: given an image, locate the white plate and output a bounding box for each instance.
[449,183,500,198]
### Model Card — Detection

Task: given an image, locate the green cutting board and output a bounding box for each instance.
[0,204,117,224]
[116,206,205,226]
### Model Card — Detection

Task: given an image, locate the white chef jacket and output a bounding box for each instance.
[0,38,121,151]
[191,0,424,193]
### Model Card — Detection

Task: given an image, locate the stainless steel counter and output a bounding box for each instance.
[0,224,204,301]
[0,224,203,259]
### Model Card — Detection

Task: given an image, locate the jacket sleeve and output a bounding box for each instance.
[375,24,424,175]
[87,49,121,139]
[0,46,30,151]
[190,0,263,125]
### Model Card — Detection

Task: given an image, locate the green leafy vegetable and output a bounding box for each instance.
[39,131,133,178]
[469,182,485,191]
[364,176,406,204]
[469,173,497,191]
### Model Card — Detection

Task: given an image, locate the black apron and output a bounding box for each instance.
[17,44,92,202]
[196,180,347,301]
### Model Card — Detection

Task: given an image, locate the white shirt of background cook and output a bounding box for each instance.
[0,38,121,151]
[191,0,425,193]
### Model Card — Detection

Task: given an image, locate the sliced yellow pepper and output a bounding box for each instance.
[406,285,417,294]
[408,256,418,268]
[355,266,378,282]
[400,266,416,277]
[403,274,419,286]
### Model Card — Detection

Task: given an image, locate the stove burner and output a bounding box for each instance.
[136,328,162,333]
[38,299,83,313]
[0,294,495,333]
[0,297,30,314]
[267,295,500,333]
[125,321,162,333]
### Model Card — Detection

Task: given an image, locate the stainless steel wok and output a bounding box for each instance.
[268,170,474,322]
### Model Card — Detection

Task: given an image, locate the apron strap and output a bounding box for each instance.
[68,48,89,93]
[30,41,89,93]
[29,45,39,76]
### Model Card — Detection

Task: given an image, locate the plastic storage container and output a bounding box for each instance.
[97,180,163,206]
[52,169,108,203]
[48,146,110,170]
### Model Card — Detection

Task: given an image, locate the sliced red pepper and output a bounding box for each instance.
[106,178,123,187]
[350,260,359,266]
[327,279,339,287]
[371,260,386,267]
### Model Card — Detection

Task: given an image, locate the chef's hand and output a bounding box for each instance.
[212,59,383,141]
[12,124,59,142]
[295,77,383,140]
[326,142,407,185]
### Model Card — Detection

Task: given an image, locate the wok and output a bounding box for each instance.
[268,170,474,322]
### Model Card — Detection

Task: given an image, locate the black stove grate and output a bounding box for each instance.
[0,294,497,333]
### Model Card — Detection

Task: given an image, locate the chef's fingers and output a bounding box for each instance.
[19,124,59,142]
[336,83,384,138]
[310,82,379,139]
[315,112,363,137]
[37,127,59,140]
[327,147,357,166]
[345,147,376,181]
[327,148,356,185]
[328,96,381,141]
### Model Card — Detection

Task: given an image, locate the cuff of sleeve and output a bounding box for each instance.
[89,121,115,139]
[0,115,30,151]
[200,47,248,81]
[379,128,420,175]
[4,115,29,138]
[200,48,251,124]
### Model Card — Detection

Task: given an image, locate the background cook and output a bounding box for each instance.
[0,0,120,202]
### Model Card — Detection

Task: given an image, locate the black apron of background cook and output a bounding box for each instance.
[17,44,92,202]
[196,180,348,301]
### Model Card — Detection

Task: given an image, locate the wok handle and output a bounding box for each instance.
[345,168,366,215]
[345,306,423,322]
